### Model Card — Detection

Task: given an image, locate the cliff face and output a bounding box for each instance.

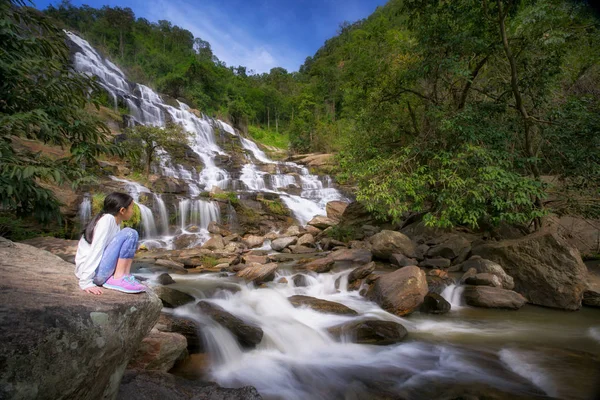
[0,237,162,400]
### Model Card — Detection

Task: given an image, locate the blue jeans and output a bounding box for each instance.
[93,228,139,285]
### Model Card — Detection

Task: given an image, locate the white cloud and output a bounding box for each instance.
[143,0,303,73]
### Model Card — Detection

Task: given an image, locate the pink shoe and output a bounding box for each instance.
[103,276,146,293]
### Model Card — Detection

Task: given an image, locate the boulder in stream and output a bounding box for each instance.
[127,329,188,372]
[366,265,428,316]
[326,200,348,221]
[307,215,338,229]
[156,313,204,353]
[457,255,514,290]
[463,286,527,310]
[472,231,587,310]
[153,286,196,308]
[288,295,358,315]
[156,273,176,285]
[348,262,376,284]
[271,236,297,251]
[196,301,263,348]
[236,262,278,284]
[328,320,407,345]
[464,273,503,288]
[369,230,416,260]
[0,239,162,400]
[420,293,451,314]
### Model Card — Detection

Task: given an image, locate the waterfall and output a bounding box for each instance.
[137,202,157,238]
[441,284,465,309]
[78,195,92,227]
[155,195,169,235]
[179,199,220,231]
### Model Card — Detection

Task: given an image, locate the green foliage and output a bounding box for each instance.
[247,126,289,149]
[260,198,289,216]
[326,225,357,243]
[1,0,118,224]
[210,191,239,205]
[91,193,141,228]
[200,255,220,267]
[122,124,188,175]
[0,213,69,241]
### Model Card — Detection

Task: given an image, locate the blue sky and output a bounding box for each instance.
[35,0,388,73]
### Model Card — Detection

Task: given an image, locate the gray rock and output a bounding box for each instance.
[0,242,162,400]
[583,287,600,307]
[201,235,225,250]
[292,274,309,287]
[328,320,407,345]
[156,313,203,353]
[155,259,188,275]
[304,257,336,273]
[366,265,428,316]
[243,235,265,249]
[330,248,373,264]
[464,273,503,288]
[459,256,514,290]
[459,267,478,284]
[271,236,297,251]
[463,286,527,309]
[326,201,348,221]
[196,301,263,348]
[426,235,471,260]
[153,286,196,308]
[472,231,587,310]
[307,215,338,229]
[369,230,416,260]
[156,273,175,285]
[296,233,316,247]
[289,245,316,254]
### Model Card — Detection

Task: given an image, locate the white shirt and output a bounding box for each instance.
[75,214,120,289]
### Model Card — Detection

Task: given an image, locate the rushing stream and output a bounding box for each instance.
[136,264,600,400]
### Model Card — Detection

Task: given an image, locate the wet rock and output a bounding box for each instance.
[285,225,303,236]
[156,313,203,353]
[0,241,162,400]
[236,262,278,284]
[156,273,175,285]
[196,301,263,348]
[304,257,336,273]
[328,320,407,345]
[308,215,338,230]
[459,267,478,284]
[118,370,262,400]
[271,236,297,251]
[153,286,196,308]
[242,254,268,264]
[583,287,600,307]
[326,201,348,221]
[277,277,288,284]
[420,293,451,314]
[348,262,376,284]
[389,253,418,268]
[207,221,232,237]
[426,235,471,260]
[458,256,514,290]
[127,329,187,372]
[420,257,451,269]
[414,243,430,261]
[366,265,428,316]
[296,233,316,247]
[472,231,587,310]
[320,237,346,250]
[463,286,527,309]
[289,245,316,254]
[172,234,197,250]
[426,275,455,295]
[330,248,372,264]
[288,295,358,315]
[201,235,225,251]
[292,274,309,287]
[465,273,503,288]
[369,230,416,260]
[155,259,188,275]
[243,235,265,249]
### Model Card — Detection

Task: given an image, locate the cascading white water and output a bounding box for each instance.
[155,195,170,235]
[78,195,92,227]
[441,284,465,309]
[179,199,220,231]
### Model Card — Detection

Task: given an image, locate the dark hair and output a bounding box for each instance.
[83,192,134,243]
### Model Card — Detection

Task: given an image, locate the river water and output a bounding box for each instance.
[137,261,600,400]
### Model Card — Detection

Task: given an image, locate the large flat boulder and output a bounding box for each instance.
[463,286,527,310]
[472,231,587,310]
[0,239,162,400]
[366,266,428,316]
[236,262,278,284]
[369,230,416,260]
[20,236,78,263]
[328,320,407,345]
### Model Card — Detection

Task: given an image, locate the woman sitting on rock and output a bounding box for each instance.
[75,192,146,295]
